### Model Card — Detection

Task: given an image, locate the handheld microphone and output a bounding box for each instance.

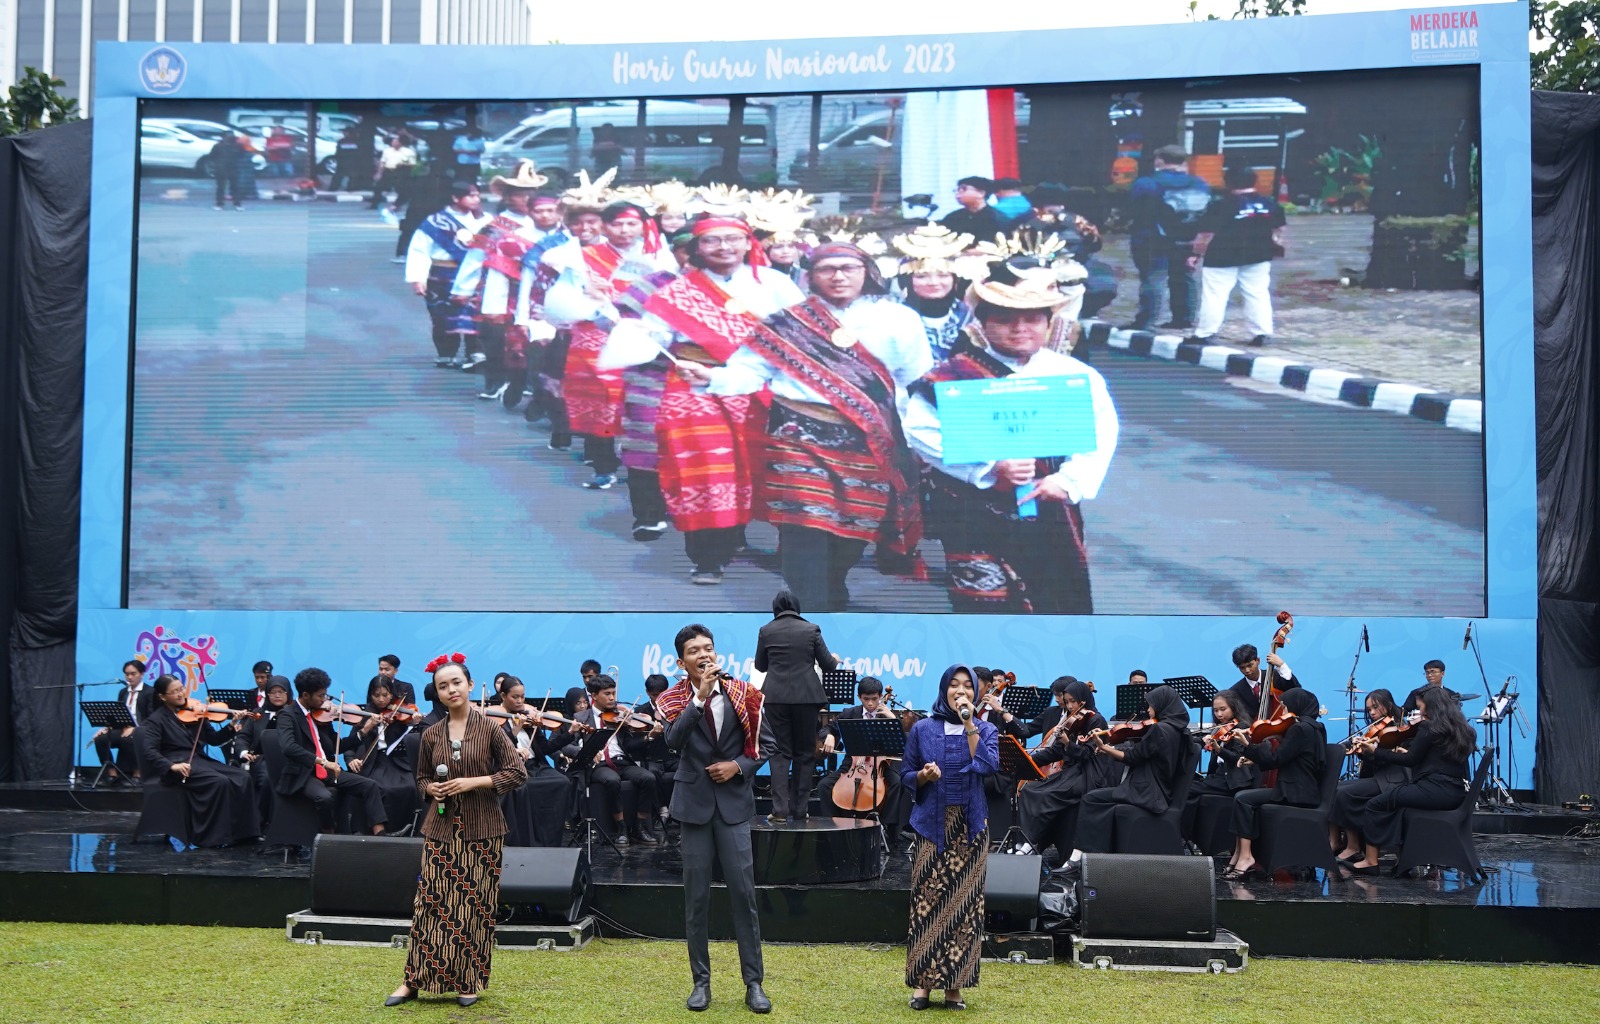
[1361,624,1370,653]
[1462,622,1473,651]
[435,764,448,815]
[959,703,972,721]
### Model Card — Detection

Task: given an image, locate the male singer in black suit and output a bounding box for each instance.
[662,623,775,1014]
[93,659,157,782]
[275,667,389,835]
[753,588,838,824]
[1226,643,1301,719]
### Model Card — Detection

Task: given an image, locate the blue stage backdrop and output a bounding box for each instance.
[82,6,1538,787]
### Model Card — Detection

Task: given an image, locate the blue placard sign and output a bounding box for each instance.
[937,374,1097,464]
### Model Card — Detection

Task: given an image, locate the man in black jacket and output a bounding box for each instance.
[753,588,838,824]
[275,667,388,834]
[1226,643,1301,720]
[93,659,156,782]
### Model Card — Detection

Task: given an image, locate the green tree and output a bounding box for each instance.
[1,67,81,137]
[1188,0,1306,19]
[1531,0,1600,92]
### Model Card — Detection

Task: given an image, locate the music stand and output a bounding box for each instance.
[1163,676,1218,728]
[822,668,858,707]
[80,702,137,788]
[1114,683,1158,722]
[566,726,625,858]
[836,718,905,851]
[1000,686,1053,724]
[995,735,1045,853]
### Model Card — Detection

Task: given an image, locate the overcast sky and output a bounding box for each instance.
[533,0,1518,45]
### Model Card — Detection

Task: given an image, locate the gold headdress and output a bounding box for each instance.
[645,180,696,219]
[890,222,975,275]
[489,159,549,194]
[689,182,752,219]
[965,229,1087,311]
[747,188,816,244]
[559,167,619,216]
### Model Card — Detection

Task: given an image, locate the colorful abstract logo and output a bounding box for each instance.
[133,625,218,694]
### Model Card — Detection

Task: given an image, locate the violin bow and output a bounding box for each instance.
[181,682,210,783]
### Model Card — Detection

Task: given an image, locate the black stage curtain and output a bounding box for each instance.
[0,119,91,781]
[1533,91,1600,804]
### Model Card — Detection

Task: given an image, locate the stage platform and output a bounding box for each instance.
[2,800,1598,963]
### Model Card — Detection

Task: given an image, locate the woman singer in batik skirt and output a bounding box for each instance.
[900,664,1000,1011]
[386,653,526,1009]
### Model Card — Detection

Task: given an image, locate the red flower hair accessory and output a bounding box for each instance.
[425,652,469,674]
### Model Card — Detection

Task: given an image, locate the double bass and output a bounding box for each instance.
[1259,610,1295,720]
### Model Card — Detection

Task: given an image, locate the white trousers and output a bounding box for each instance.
[1195,260,1273,338]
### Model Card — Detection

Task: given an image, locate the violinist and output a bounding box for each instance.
[815,676,909,842]
[1180,691,1259,851]
[557,673,660,846]
[1340,689,1475,873]
[1221,688,1327,879]
[275,668,390,835]
[1065,685,1193,870]
[1328,688,1409,862]
[373,653,417,707]
[344,677,421,835]
[1226,643,1301,720]
[639,674,679,835]
[1016,678,1116,861]
[495,676,579,847]
[93,659,154,784]
[971,667,1027,738]
[235,675,292,822]
[135,673,261,847]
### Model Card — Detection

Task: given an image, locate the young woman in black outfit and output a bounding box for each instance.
[1066,684,1193,868]
[136,673,261,848]
[1180,690,1259,850]
[1015,679,1116,860]
[345,677,422,835]
[1343,689,1475,873]
[497,676,582,847]
[1223,688,1327,879]
[1328,687,1408,862]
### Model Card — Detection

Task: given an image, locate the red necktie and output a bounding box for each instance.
[306,710,328,779]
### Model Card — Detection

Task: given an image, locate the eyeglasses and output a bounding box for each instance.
[812,263,865,277]
[697,234,748,248]
[450,739,462,761]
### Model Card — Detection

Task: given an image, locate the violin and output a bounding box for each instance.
[351,702,421,727]
[486,706,583,731]
[1085,713,1157,746]
[1204,720,1248,751]
[1030,705,1092,778]
[598,702,654,731]
[1349,715,1417,752]
[175,698,258,724]
[310,701,369,726]
[1244,704,1296,743]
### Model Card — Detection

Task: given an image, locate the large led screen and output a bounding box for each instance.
[128,66,1483,616]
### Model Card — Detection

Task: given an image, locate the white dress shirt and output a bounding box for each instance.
[402,207,492,284]
[449,211,538,318]
[540,241,679,329]
[902,346,1120,504]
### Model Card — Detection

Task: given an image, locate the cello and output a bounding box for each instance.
[830,701,900,813]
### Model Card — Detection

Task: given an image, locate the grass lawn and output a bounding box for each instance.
[1,921,1596,1024]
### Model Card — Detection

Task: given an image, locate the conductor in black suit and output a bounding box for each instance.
[662,623,775,1014]
[754,588,838,824]
[275,667,389,835]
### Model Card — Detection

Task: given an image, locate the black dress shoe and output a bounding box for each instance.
[457,993,479,1007]
[629,826,659,846]
[383,988,417,1007]
[687,982,711,1011]
[746,983,772,1014]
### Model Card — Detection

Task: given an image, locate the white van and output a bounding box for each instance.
[484,100,776,188]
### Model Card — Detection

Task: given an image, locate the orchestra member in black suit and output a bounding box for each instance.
[93,659,155,782]
[345,676,422,835]
[496,675,581,847]
[135,673,260,847]
[372,653,417,707]
[660,623,775,1014]
[1226,643,1301,719]
[1342,688,1475,873]
[275,667,389,835]
[639,673,680,833]
[754,588,839,824]
[1401,659,1463,714]
[556,673,660,845]
[816,676,909,843]
[1180,690,1259,849]
[247,660,275,709]
[1222,688,1327,879]
[235,675,292,823]
[1017,678,1116,860]
[1329,688,1408,862]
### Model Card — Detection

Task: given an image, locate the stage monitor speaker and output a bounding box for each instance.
[984,853,1042,932]
[1078,853,1216,941]
[500,846,591,924]
[310,835,423,918]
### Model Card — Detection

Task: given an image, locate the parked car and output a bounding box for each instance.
[140,118,266,177]
[484,100,776,187]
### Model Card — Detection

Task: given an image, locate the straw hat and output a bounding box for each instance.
[489,159,548,193]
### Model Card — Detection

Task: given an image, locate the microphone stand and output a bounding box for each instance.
[1341,626,1368,780]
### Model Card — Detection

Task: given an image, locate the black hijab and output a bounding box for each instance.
[1063,679,1096,710]
[1146,684,1191,728]
[930,664,976,725]
[1281,688,1321,719]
